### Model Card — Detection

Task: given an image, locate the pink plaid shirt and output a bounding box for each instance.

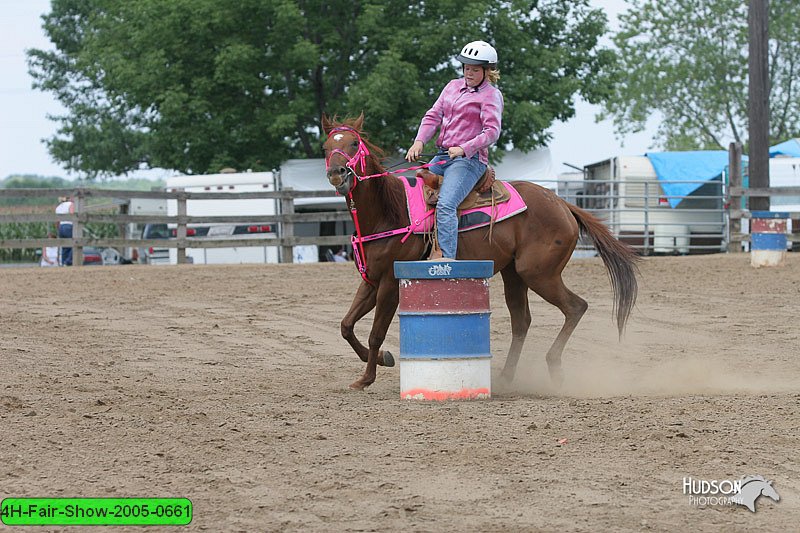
[415,78,504,165]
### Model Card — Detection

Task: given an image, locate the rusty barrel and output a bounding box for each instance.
[394,260,494,401]
[750,211,789,268]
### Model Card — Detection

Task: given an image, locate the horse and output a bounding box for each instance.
[321,113,639,391]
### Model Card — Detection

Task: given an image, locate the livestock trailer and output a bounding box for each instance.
[165,171,280,264]
[583,156,725,254]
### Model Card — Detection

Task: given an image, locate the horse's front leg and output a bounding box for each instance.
[350,279,399,390]
[341,280,394,367]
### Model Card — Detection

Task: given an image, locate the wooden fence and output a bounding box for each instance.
[0,187,351,265]
[725,142,800,251]
[4,181,800,264]
[727,187,800,250]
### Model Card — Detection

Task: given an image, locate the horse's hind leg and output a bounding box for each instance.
[523,274,587,386]
[499,266,531,383]
[341,280,394,367]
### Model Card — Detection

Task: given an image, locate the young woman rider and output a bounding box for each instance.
[405,40,504,259]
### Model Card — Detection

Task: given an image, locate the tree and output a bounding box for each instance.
[29,0,615,177]
[1,175,70,189]
[601,0,800,151]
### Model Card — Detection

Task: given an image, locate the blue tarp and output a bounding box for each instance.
[646,151,731,208]
[643,141,798,209]
[770,138,800,158]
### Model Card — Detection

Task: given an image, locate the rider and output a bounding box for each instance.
[405,40,504,260]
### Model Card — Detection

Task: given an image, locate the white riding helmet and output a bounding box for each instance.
[456,41,498,66]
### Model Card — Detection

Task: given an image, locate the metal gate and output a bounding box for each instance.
[534,177,727,255]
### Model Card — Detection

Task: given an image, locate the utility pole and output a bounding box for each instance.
[748,0,770,211]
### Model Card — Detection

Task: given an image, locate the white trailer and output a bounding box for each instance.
[768,157,800,214]
[166,171,279,264]
[767,157,800,247]
[583,156,725,254]
[278,159,353,262]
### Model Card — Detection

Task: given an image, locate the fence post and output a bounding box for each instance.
[643,181,651,254]
[748,0,770,212]
[118,201,129,260]
[727,142,743,252]
[72,189,85,267]
[280,187,295,263]
[176,191,187,264]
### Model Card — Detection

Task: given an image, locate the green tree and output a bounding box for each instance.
[29,0,615,177]
[601,0,800,151]
[1,175,70,189]
[0,175,71,208]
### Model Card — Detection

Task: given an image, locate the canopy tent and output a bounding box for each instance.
[645,151,740,208]
[770,138,800,158]
[644,142,799,209]
[492,148,556,186]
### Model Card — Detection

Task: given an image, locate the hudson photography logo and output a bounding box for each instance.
[683,475,780,512]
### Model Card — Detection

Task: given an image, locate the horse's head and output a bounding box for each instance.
[322,113,368,195]
[737,476,781,512]
[760,480,780,502]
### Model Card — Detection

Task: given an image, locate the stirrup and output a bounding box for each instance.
[427,248,444,261]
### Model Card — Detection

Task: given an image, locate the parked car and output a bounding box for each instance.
[82,246,103,265]
[138,223,170,264]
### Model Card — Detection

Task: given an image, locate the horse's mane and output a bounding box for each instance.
[330,117,407,226]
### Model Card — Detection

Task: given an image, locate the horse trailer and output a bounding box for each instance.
[583,156,726,255]
[277,159,354,262]
[165,171,280,264]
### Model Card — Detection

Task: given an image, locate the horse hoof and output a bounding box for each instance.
[381,350,395,368]
[349,381,366,391]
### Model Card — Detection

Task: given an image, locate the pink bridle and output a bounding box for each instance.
[324,126,442,285]
[325,126,447,185]
[325,126,371,183]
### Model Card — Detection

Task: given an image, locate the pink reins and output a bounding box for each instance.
[324,126,443,285]
[325,126,446,183]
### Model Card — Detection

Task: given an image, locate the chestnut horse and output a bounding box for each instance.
[322,114,639,390]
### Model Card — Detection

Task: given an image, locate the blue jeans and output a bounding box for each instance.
[58,223,73,266]
[428,151,487,258]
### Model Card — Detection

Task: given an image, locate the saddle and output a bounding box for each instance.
[417,167,510,210]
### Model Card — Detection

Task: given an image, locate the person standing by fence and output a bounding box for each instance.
[40,232,59,267]
[55,196,74,266]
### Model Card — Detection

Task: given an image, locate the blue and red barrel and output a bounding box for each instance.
[750,211,789,267]
[394,260,494,400]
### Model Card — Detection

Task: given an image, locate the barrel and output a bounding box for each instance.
[394,260,494,400]
[750,211,789,268]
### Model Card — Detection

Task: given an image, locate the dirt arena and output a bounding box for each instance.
[2,254,799,532]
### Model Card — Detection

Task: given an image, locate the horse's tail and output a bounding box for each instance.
[567,203,640,336]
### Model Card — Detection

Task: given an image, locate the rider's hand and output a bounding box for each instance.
[405,140,424,162]
[448,146,465,159]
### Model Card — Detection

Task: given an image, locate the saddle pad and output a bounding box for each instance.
[401,176,527,234]
[423,179,511,210]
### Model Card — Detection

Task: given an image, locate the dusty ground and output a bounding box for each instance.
[1,254,799,532]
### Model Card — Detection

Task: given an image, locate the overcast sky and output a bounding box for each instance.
[0,0,654,180]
